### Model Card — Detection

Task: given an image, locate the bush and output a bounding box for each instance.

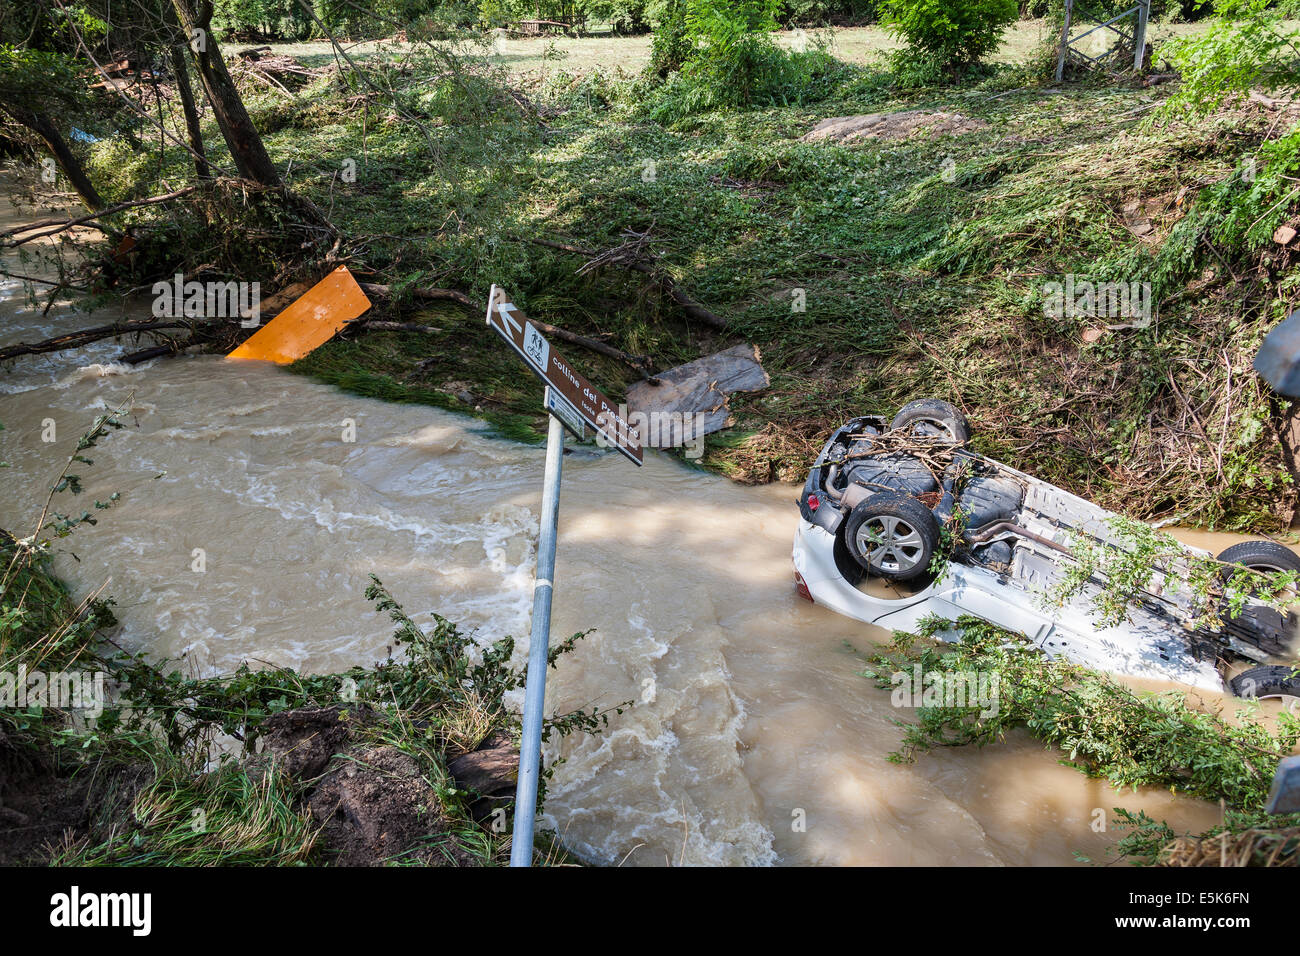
[645,0,853,117]
[1157,0,1300,121]
[648,0,693,75]
[880,0,1018,73]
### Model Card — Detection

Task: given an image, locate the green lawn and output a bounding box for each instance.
[260,18,1242,78]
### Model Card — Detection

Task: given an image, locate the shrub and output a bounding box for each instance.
[648,0,693,75]
[880,0,1018,74]
[645,0,853,117]
[1157,0,1300,121]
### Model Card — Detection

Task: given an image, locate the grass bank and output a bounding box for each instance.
[0,409,605,865]
[61,24,1300,532]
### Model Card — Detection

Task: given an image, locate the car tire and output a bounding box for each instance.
[843,492,940,582]
[1229,665,1300,711]
[1216,540,1300,578]
[833,527,867,586]
[891,398,970,443]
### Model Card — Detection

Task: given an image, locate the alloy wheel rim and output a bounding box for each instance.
[858,515,924,574]
[908,417,957,442]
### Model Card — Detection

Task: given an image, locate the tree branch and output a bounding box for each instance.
[523,235,726,329]
[0,185,200,247]
[357,281,655,374]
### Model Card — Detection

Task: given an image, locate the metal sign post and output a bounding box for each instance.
[509,394,564,867]
[484,286,642,866]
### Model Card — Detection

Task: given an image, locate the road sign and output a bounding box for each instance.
[544,386,585,440]
[486,285,642,465]
[485,284,644,866]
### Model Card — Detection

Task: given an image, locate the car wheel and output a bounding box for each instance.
[891,398,970,443]
[843,492,939,582]
[1216,540,1300,577]
[1229,665,1300,713]
[833,526,867,586]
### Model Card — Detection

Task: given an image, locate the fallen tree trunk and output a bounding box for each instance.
[0,319,201,362]
[0,186,200,247]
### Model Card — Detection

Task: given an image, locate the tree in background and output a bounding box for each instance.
[0,47,105,210]
[171,0,281,186]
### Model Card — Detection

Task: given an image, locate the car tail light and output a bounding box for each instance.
[794,570,813,602]
[807,493,820,512]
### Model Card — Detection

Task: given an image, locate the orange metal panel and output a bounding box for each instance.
[227,266,371,364]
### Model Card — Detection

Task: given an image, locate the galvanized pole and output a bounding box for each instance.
[1133,0,1150,72]
[510,400,565,867]
[1055,0,1073,83]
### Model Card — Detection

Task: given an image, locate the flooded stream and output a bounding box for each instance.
[1,196,1231,866]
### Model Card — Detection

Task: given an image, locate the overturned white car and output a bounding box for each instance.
[792,399,1300,702]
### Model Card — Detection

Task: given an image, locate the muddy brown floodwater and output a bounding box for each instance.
[1,196,1236,866]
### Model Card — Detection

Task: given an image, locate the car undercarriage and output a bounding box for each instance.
[794,399,1300,701]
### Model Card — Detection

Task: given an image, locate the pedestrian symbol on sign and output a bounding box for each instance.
[523,323,549,370]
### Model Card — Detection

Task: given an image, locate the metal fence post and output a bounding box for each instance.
[510,403,565,867]
[1133,0,1150,72]
[1056,0,1073,83]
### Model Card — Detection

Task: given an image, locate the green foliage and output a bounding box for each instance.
[778,0,879,24]
[880,0,1018,75]
[213,0,315,39]
[1157,0,1300,121]
[1188,126,1300,255]
[679,0,785,105]
[1050,515,1299,629]
[360,575,627,741]
[645,0,852,118]
[648,0,692,74]
[860,616,1300,816]
[0,46,86,105]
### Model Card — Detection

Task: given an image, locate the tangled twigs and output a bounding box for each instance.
[523,233,726,329]
[1161,825,1299,867]
[574,228,654,275]
[356,282,655,375]
[834,429,966,488]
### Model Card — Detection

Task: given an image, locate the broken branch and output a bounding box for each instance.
[357,281,655,374]
[0,185,200,247]
[523,234,727,329]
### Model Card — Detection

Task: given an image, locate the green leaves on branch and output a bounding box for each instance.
[862,615,1300,815]
[879,0,1018,80]
[1049,515,1299,630]
[1157,0,1300,121]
